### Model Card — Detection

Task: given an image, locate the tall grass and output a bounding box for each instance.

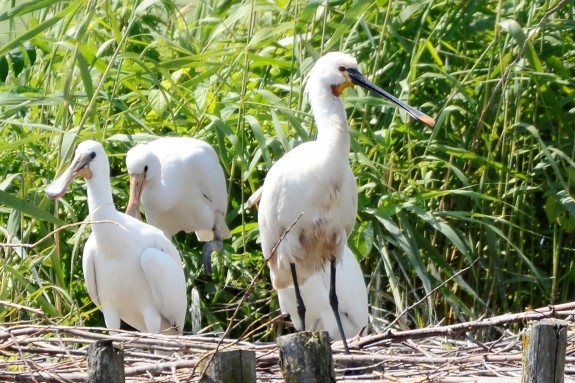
[0,0,573,340]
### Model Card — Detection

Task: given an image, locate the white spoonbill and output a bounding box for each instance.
[258,52,435,353]
[125,137,231,276]
[46,140,187,335]
[248,186,367,341]
[277,245,368,340]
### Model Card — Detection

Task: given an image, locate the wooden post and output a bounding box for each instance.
[277,331,335,383]
[198,348,256,383]
[522,320,567,383]
[86,339,125,383]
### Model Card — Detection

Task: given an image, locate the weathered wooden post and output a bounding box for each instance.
[86,339,125,383]
[277,331,335,383]
[522,320,567,383]
[198,348,256,383]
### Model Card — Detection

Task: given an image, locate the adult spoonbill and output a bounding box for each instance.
[46,140,187,335]
[257,52,434,353]
[125,137,230,276]
[248,187,367,341]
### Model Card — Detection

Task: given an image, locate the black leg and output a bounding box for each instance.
[202,243,213,276]
[202,228,224,277]
[290,263,306,331]
[329,258,350,354]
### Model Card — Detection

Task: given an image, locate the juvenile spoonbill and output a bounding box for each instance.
[46,140,187,335]
[258,52,434,353]
[248,186,367,341]
[278,245,368,340]
[125,137,231,276]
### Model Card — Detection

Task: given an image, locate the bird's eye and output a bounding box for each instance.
[338,65,346,72]
[144,165,148,173]
[90,152,96,159]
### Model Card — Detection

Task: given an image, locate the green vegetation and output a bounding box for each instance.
[0,0,573,341]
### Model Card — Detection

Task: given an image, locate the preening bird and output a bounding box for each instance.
[257,52,435,353]
[125,137,231,276]
[46,140,187,335]
[277,245,368,340]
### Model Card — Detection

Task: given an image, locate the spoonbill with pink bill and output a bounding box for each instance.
[125,137,231,276]
[46,140,187,335]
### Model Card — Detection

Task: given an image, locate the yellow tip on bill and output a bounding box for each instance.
[420,114,436,128]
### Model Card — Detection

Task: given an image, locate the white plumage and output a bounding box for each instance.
[277,245,368,340]
[248,187,368,341]
[257,52,434,352]
[46,140,187,335]
[125,137,230,275]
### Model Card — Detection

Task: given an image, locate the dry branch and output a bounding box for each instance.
[383,258,479,332]
[1,301,575,382]
[351,301,575,349]
[194,212,304,380]
[0,220,122,249]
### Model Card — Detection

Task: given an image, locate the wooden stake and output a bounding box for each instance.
[199,348,256,383]
[522,320,567,383]
[86,339,125,383]
[277,331,335,383]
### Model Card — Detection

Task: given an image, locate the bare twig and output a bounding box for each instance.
[193,212,304,381]
[267,211,304,261]
[384,258,480,333]
[353,301,575,348]
[0,311,574,382]
[0,220,122,249]
[0,301,58,326]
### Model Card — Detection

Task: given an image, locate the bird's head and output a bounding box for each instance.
[308,51,435,128]
[126,144,153,178]
[307,52,359,97]
[45,140,106,199]
[125,144,156,220]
